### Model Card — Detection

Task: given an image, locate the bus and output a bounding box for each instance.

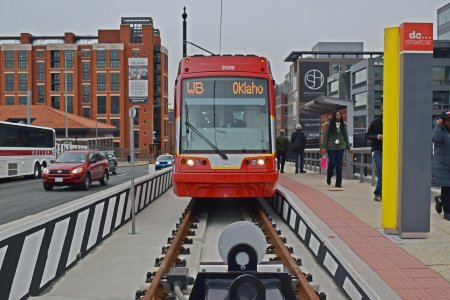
[0,121,56,179]
[172,55,278,198]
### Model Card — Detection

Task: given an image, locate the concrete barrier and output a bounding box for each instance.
[0,169,173,300]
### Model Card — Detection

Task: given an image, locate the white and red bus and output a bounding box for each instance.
[172,55,278,198]
[0,121,55,179]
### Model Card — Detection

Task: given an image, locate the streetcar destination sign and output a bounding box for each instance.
[185,78,265,96]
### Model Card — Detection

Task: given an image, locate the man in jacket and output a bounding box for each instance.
[291,124,307,174]
[276,129,289,173]
[432,111,450,221]
[367,114,383,201]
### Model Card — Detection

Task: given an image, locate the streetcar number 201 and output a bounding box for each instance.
[221,65,235,70]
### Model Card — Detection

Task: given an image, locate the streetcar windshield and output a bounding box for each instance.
[180,77,271,153]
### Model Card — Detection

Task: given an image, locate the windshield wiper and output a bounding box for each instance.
[185,103,228,160]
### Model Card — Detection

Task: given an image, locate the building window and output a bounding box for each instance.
[353,92,367,110]
[96,50,106,68]
[134,130,139,148]
[111,96,120,114]
[83,85,90,103]
[110,73,120,91]
[18,73,27,91]
[18,51,27,69]
[37,85,45,104]
[37,62,45,81]
[130,23,143,44]
[374,91,383,109]
[433,91,450,109]
[51,96,60,109]
[51,73,60,91]
[82,49,90,58]
[37,50,44,58]
[134,107,139,125]
[110,50,120,68]
[5,74,14,92]
[51,51,60,68]
[5,96,14,105]
[83,107,90,118]
[66,73,73,92]
[111,119,120,137]
[97,96,106,114]
[352,68,367,87]
[5,51,14,69]
[65,50,74,68]
[19,96,27,105]
[82,62,90,81]
[67,96,73,113]
[97,73,106,91]
[133,49,139,57]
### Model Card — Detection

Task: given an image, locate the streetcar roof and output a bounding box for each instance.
[177,55,272,76]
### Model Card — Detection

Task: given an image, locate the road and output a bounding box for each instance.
[0,165,151,225]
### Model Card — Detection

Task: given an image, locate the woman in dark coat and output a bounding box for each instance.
[432,111,450,221]
[322,111,351,188]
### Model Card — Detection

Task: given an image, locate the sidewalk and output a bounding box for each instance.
[279,163,450,298]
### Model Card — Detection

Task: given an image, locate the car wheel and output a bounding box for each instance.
[43,184,53,191]
[100,170,109,186]
[26,163,42,179]
[83,173,91,190]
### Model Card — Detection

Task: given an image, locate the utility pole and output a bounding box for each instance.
[64,51,69,144]
[26,90,31,125]
[182,7,187,57]
[129,107,137,234]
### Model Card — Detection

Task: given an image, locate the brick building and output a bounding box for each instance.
[0,17,169,159]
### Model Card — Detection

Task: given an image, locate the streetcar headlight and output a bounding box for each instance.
[72,167,84,174]
[194,159,201,166]
[257,159,265,166]
[187,159,194,166]
[251,159,257,165]
[43,168,49,175]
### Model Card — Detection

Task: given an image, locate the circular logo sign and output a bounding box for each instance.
[304,69,325,90]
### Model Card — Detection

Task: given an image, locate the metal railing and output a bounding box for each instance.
[286,146,376,185]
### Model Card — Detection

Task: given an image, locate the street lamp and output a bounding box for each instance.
[95,114,98,149]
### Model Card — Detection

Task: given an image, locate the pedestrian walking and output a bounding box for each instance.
[367,112,383,201]
[276,129,289,173]
[290,124,307,173]
[127,154,131,164]
[322,111,351,188]
[432,111,450,221]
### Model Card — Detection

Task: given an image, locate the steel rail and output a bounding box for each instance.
[143,200,195,300]
[254,205,319,300]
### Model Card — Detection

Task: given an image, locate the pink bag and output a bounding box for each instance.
[320,156,328,169]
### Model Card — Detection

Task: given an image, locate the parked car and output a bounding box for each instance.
[42,150,109,191]
[155,154,174,170]
[100,151,118,175]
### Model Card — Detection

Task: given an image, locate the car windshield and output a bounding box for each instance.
[56,152,87,163]
[157,155,173,161]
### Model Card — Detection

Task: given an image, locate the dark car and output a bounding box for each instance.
[101,151,118,175]
[155,154,174,170]
[42,150,109,191]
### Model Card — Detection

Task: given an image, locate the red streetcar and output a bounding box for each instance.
[172,55,278,198]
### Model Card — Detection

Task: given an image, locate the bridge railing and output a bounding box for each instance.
[286,147,375,185]
[0,168,173,300]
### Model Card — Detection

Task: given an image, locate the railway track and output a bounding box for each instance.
[137,198,329,300]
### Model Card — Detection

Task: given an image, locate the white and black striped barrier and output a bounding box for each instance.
[0,168,173,300]
[268,187,399,300]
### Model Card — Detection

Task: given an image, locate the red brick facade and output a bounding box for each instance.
[0,18,169,158]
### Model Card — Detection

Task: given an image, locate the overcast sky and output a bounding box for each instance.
[0,0,447,104]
